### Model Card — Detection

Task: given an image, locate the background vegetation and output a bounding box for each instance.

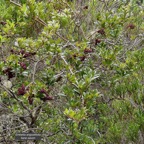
[0,0,144,143]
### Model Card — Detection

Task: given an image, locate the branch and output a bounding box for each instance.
[55,32,69,42]
[60,55,74,75]
[31,104,43,126]
[10,0,21,7]
[10,1,47,26]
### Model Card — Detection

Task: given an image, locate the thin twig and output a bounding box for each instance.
[56,32,69,42]
[60,55,74,75]
[10,0,22,7]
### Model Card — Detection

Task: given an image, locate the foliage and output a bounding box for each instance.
[0,0,144,143]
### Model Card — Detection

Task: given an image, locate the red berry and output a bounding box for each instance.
[19,62,27,70]
[84,48,93,54]
[3,68,12,73]
[39,88,53,101]
[28,96,33,105]
[0,21,7,25]
[97,28,105,35]
[45,95,53,100]
[18,50,36,58]
[3,68,15,80]
[23,52,31,58]
[17,84,26,96]
[8,72,15,79]
[39,89,47,94]
[40,95,53,102]
[79,55,86,61]
[95,39,101,45]
[127,24,135,29]
[19,49,25,55]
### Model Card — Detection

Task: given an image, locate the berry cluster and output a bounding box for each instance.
[79,55,86,61]
[3,68,15,80]
[127,24,135,29]
[17,85,35,105]
[0,21,7,25]
[17,86,53,104]
[39,89,53,102]
[10,49,36,70]
[19,62,27,70]
[28,95,34,105]
[84,48,93,54]
[70,53,86,62]
[10,49,36,58]
[17,84,26,95]
[95,39,101,46]
[97,28,105,35]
